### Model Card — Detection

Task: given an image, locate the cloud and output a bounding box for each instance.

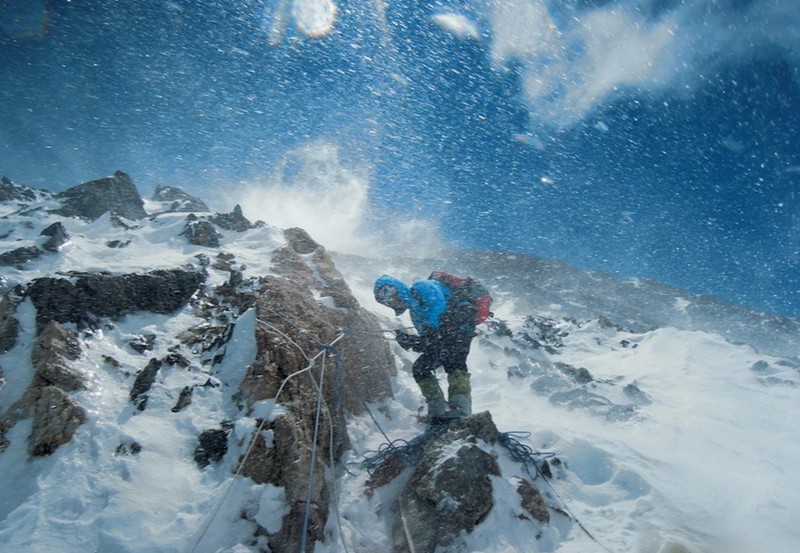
[486,0,799,127]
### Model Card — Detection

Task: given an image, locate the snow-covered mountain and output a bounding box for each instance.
[0,173,798,553]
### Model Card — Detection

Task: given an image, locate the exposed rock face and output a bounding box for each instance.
[28,386,87,456]
[0,321,86,456]
[151,185,210,213]
[31,320,84,391]
[0,245,43,268]
[210,204,258,231]
[40,221,70,252]
[27,269,206,331]
[181,217,221,247]
[235,227,394,553]
[129,357,163,411]
[51,170,147,221]
[0,289,23,353]
[390,413,501,552]
[0,176,39,202]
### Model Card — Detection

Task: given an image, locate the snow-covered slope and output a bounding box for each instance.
[0,187,798,553]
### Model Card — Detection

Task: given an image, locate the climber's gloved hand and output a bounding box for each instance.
[395,330,420,351]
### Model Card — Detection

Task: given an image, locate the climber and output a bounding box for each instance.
[373,273,478,422]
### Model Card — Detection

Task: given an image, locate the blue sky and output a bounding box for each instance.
[1,0,798,316]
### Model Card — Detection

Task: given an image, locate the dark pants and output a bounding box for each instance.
[412,330,473,383]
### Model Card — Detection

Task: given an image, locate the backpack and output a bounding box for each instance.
[429,271,493,326]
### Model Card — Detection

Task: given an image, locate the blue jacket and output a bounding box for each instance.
[374,274,451,334]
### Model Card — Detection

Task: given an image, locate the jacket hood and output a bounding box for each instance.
[373,274,412,315]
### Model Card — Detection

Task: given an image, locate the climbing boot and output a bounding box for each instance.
[449,394,472,417]
[418,376,448,419]
[447,371,472,416]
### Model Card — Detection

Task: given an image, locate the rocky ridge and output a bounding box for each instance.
[0,171,398,551]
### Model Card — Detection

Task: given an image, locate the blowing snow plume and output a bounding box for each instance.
[230,141,444,258]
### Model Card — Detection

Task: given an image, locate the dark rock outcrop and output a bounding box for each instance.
[180,217,221,247]
[28,386,87,456]
[0,290,23,353]
[40,221,70,252]
[51,170,147,221]
[194,425,232,467]
[210,204,257,231]
[364,412,552,553]
[0,176,39,202]
[389,413,501,552]
[130,358,163,410]
[0,321,86,456]
[31,321,84,391]
[0,245,43,268]
[151,185,210,213]
[27,269,206,331]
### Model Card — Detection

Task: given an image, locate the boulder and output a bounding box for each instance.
[389,413,501,553]
[40,221,70,252]
[368,413,552,553]
[51,170,147,221]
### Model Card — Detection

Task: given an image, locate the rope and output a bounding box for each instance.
[299,347,328,553]
[498,431,611,552]
[185,326,345,553]
[498,431,557,481]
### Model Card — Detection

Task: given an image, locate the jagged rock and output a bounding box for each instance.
[40,221,70,252]
[28,385,87,456]
[27,269,206,331]
[367,416,555,549]
[0,291,23,353]
[0,176,38,202]
[390,412,502,552]
[0,245,43,268]
[242,235,393,415]
[515,477,550,523]
[129,333,157,354]
[31,321,84,391]
[0,321,85,455]
[234,230,393,552]
[151,185,210,213]
[210,204,256,231]
[51,170,147,221]
[103,355,121,368]
[181,217,221,247]
[130,358,163,410]
[165,351,190,367]
[171,385,194,412]
[283,227,319,254]
[212,252,236,271]
[194,425,231,467]
[554,362,593,384]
